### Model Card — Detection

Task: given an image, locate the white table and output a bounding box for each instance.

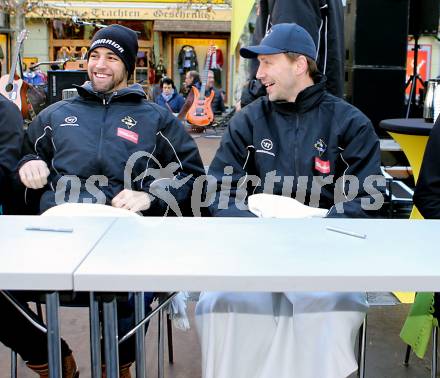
[74,216,440,377]
[0,215,116,378]
[75,217,440,292]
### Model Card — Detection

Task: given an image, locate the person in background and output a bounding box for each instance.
[413,115,440,217]
[205,69,225,115]
[0,93,23,214]
[177,70,225,123]
[24,64,47,86]
[179,70,201,98]
[155,77,185,114]
[0,95,74,377]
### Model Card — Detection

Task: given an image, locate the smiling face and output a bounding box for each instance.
[256,53,313,103]
[256,53,298,102]
[87,47,128,94]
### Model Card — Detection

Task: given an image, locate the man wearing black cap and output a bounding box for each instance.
[196,23,384,378]
[16,24,205,377]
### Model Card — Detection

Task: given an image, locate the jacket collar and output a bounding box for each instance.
[75,82,146,103]
[271,75,326,114]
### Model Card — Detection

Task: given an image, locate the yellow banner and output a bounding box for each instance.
[64,0,227,2]
[28,3,231,21]
[230,0,255,55]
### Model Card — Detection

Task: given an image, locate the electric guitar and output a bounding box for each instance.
[186,45,216,128]
[0,30,29,114]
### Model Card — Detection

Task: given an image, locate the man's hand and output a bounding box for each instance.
[19,160,50,189]
[111,189,152,212]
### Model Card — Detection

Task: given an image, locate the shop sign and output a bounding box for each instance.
[27,3,231,21]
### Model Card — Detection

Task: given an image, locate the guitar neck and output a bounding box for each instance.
[7,49,20,85]
[7,31,27,86]
[199,52,212,100]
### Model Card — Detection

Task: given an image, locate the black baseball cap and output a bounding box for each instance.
[240,23,316,60]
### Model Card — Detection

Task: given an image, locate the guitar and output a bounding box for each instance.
[0,30,29,115]
[186,45,216,128]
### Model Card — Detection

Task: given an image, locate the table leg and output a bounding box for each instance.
[432,326,438,378]
[89,292,102,378]
[45,292,62,378]
[158,307,165,378]
[11,350,17,378]
[135,292,146,378]
[103,296,119,378]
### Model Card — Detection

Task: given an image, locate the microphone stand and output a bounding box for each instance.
[405,33,426,118]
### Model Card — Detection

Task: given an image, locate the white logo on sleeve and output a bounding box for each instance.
[261,139,273,151]
[60,116,79,127]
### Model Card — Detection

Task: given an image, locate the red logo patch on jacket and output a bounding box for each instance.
[117,128,139,144]
[314,157,330,174]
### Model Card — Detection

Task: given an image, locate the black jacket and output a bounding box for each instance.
[177,45,199,74]
[206,87,225,115]
[19,83,205,215]
[155,91,185,114]
[413,116,440,218]
[249,0,344,98]
[208,79,384,218]
[0,94,24,210]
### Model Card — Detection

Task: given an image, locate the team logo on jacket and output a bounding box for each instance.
[60,116,79,127]
[121,116,137,129]
[261,139,273,151]
[314,138,327,156]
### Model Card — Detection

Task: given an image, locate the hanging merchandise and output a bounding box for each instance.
[207,46,224,70]
[207,46,224,86]
[155,58,167,83]
[178,45,198,74]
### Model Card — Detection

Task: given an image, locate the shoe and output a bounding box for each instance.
[26,362,49,378]
[27,353,79,378]
[62,354,79,378]
[102,362,132,378]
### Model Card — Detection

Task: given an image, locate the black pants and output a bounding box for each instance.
[0,292,71,364]
[0,291,154,365]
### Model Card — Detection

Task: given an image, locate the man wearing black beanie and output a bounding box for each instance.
[88,24,138,82]
[17,23,205,378]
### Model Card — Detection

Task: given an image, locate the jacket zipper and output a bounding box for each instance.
[294,113,300,179]
[97,97,109,172]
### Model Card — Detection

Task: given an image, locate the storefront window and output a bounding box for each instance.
[173,37,227,93]
[134,48,155,84]
[52,20,87,40]
[52,20,152,41]
[50,20,154,66]
[54,46,89,61]
[0,34,7,76]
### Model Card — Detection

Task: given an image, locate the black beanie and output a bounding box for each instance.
[88,24,138,77]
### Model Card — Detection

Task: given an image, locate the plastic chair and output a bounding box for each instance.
[356,293,402,378]
[402,292,438,378]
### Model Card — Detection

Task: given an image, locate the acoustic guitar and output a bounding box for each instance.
[186,45,216,128]
[0,30,29,116]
